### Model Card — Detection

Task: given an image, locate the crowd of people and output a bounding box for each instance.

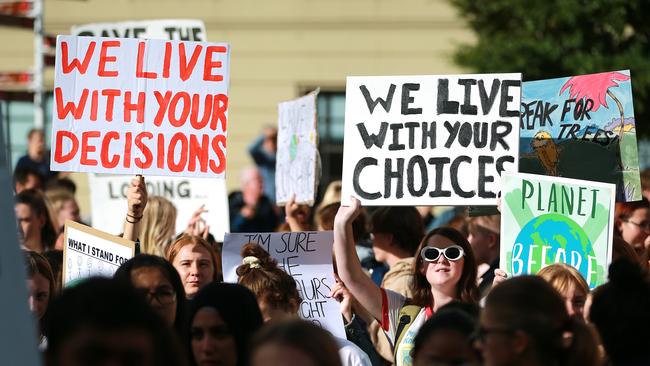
[12,127,650,366]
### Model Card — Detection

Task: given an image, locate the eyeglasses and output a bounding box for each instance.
[624,220,650,233]
[136,288,177,306]
[420,245,465,262]
[471,326,516,342]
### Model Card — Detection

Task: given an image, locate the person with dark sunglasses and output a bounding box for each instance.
[333,197,479,366]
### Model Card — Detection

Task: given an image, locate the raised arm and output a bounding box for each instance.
[284,194,310,232]
[123,175,148,242]
[333,197,383,320]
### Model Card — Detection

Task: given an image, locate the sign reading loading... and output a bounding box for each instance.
[88,174,229,241]
[63,220,136,286]
[276,89,320,206]
[500,172,615,288]
[51,35,230,178]
[71,19,207,41]
[519,70,640,202]
[341,74,522,206]
[221,231,345,339]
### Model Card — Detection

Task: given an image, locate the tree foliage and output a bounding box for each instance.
[450,0,650,135]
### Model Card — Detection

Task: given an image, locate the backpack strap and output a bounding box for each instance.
[393,303,422,362]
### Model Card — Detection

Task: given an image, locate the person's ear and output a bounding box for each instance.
[488,233,499,249]
[511,330,530,355]
[288,298,300,314]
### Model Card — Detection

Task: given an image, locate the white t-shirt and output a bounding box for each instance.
[335,337,372,366]
[379,288,429,366]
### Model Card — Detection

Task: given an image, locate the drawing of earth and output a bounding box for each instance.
[290,134,299,161]
[511,213,597,283]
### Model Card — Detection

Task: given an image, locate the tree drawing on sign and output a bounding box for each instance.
[275,90,320,206]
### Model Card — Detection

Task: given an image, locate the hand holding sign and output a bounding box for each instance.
[285,194,311,232]
[333,196,361,229]
[127,175,148,219]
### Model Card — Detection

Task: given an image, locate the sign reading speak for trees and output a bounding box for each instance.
[341,74,521,206]
[50,36,230,178]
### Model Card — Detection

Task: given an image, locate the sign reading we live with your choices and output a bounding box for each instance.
[51,35,230,177]
[342,74,522,206]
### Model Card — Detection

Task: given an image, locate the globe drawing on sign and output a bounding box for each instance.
[511,213,599,286]
[290,134,299,161]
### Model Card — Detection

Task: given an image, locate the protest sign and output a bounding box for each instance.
[72,19,206,41]
[87,173,229,241]
[50,35,230,178]
[500,172,615,288]
[63,220,136,286]
[0,126,40,363]
[519,70,641,201]
[222,231,345,339]
[276,89,320,206]
[341,73,521,206]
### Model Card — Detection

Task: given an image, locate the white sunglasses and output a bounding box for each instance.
[420,245,465,262]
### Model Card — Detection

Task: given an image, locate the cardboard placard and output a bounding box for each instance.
[519,70,640,201]
[0,123,40,363]
[63,220,136,286]
[222,231,345,339]
[87,173,229,241]
[341,74,521,206]
[276,89,320,205]
[500,172,615,288]
[50,35,230,178]
[72,19,207,41]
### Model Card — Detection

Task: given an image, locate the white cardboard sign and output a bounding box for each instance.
[87,173,229,241]
[222,231,345,339]
[63,220,135,286]
[341,74,522,206]
[276,90,319,205]
[50,35,229,178]
[72,19,207,41]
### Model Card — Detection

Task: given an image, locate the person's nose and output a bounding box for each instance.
[28,296,36,314]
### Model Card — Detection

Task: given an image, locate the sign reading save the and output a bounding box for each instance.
[51,36,230,178]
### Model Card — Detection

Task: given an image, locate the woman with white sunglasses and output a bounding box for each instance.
[333,197,479,366]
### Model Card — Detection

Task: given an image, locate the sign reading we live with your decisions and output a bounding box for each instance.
[51,36,230,177]
[342,74,522,206]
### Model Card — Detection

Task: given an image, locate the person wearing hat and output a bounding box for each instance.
[467,214,501,297]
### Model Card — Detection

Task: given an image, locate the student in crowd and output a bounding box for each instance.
[229,167,278,233]
[411,308,479,366]
[466,214,501,297]
[237,243,373,366]
[15,128,56,182]
[45,189,81,231]
[25,250,56,350]
[13,166,43,194]
[114,254,187,337]
[589,259,650,365]
[477,276,598,366]
[366,206,424,364]
[167,235,220,299]
[250,319,343,366]
[248,126,278,204]
[187,282,263,366]
[15,188,58,253]
[44,278,186,366]
[537,264,590,321]
[333,197,479,366]
[614,198,650,260]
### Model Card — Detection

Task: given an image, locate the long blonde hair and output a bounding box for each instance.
[139,196,177,256]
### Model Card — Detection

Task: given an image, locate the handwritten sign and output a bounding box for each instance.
[341,74,521,206]
[519,70,640,201]
[87,173,229,241]
[276,90,320,205]
[72,19,207,41]
[0,125,40,364]
[50,35,230,178]
[500,172,615,288]
[63,220,135,286]
[222,231,345,339]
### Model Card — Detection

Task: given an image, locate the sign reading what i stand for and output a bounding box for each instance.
[500,172,615,288]
[221,231,345,339]
[51,35,230,178]
[341,74,521,206]
[63,220,136,286]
